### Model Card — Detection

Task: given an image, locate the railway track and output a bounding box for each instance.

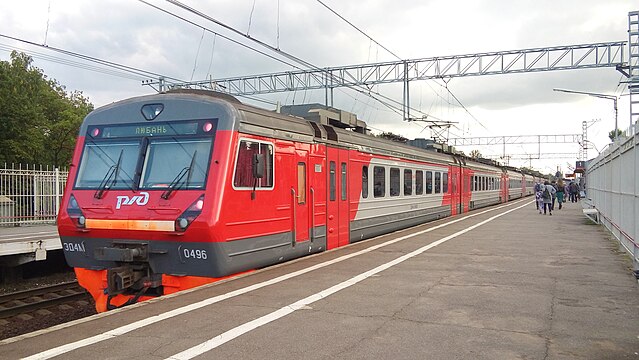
[0,281,89,319]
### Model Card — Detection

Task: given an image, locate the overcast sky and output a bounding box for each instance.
[1,0,637,174]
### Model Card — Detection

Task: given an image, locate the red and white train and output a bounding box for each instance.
[58,90,536,312]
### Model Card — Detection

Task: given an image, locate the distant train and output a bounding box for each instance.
[58,90,537,312]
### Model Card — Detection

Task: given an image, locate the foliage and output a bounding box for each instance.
[608,129,624,142]
[0,51,93,167]
[469,149,482,159]
[374,131,407,143]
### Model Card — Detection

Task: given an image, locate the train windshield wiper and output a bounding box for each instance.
[161,151,197,200]
[94,150,123,199]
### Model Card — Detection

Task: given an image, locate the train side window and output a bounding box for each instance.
[329,161,336,201]
[435,172,441,193]
[341,162,347,201]
[426,171,433,194]
[233,140,274,189]
[473,175,478,191]
[297,163,306,204]
[442,172,448,193]
[362,166,369,199]
[415,170,423,195]
[404,169,412,196]
[373,166,385,198]
[390,168,400,197]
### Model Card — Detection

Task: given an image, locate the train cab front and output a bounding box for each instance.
[58,94,236,312]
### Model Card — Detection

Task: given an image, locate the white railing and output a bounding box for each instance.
[585,121,639,271]
[0,164,68,227]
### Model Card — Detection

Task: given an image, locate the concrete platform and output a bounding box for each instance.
[2,198,638,359]
[0,224,60,265]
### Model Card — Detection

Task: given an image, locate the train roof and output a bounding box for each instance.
[86,89,540,174]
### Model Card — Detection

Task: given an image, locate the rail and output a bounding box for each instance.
[0,281,88,319]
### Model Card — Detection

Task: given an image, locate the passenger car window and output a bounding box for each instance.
[404,169,412,196]
[374,166,385,198]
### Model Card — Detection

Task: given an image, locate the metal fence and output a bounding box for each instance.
[0,164,68,227]
[586,121,639,271]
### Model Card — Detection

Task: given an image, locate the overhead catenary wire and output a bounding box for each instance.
[136,0,302,71]
[0,43,148,81]
[159,0,437,121]
[314,0,402,61]
[0,33,185,83]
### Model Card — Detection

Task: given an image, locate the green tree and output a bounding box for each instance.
[608,129,624,142]
[374,131,407,143]
[0,51,93,167]
[469,149,482,159]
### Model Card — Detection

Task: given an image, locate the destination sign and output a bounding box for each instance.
[92,122,203,138]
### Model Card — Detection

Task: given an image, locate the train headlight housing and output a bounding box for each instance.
[67,194,86,228]
[175,195,204,232]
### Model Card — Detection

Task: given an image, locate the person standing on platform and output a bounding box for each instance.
[556,179,565,209]
[542,181,555,215]
[569,181,578,203]
[535,182,544,214]
[550,180,558,211]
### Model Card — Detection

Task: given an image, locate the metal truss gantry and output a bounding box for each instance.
[447,134,582,146]
[448,134,583,165]
[147,41,627,121]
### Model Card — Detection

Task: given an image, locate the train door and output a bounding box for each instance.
[293,149,309,244]
[450,164,461,215]
[337,151,350,247]
[325,146,349,249]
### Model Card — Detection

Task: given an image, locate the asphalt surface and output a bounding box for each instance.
[2,198,638,360]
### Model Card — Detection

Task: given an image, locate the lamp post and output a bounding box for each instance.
[579,139,600,156]
[553,88,619,141]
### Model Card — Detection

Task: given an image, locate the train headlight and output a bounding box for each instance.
[176,217,189,231]
[175,195,205,232]
[141,103,164,121]
[67,194,86,228]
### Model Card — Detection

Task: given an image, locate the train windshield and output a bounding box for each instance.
[75,120,216,190]
[76,140,140,189]
[140,138,212,189]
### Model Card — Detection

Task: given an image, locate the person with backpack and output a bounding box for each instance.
[569,181,579,203]
[535,182,544,213]
[542,181,556,215]
[556,179,565,209]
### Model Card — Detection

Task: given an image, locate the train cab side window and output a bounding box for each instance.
[297,163,306,204]
[233,140,274,188]
[362,166,369,199]
[442,172,448,193]
[390,168,400,197]
[404,169,412,196]
[426,171,433,194]
[341,162,347,201]
[330,161,336,201]
[415,170,423,195]
[374,166,385,198]
[435,172,441,193]
[473,176,478,191]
